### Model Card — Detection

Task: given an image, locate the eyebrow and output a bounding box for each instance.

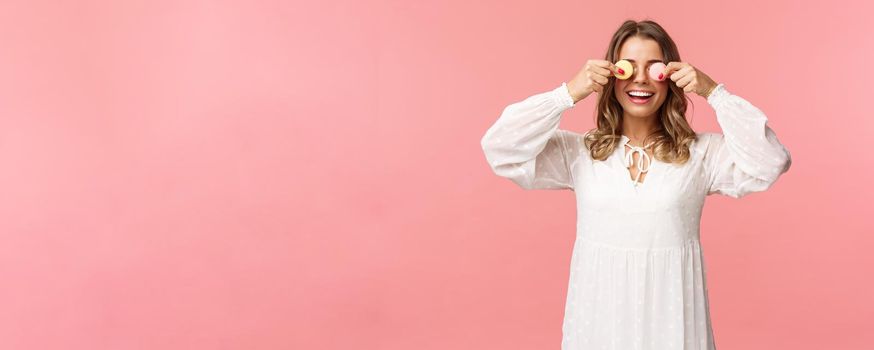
[622,59,665,63]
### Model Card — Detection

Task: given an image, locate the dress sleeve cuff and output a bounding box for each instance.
[553,82,576,109]
[706,83,728,107]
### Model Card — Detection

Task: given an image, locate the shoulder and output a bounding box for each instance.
[693,131,726,157]
[694,131,724,144]
[555,129,592,159]
[557,129,587,146]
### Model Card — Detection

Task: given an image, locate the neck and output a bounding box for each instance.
[621,113,660,144]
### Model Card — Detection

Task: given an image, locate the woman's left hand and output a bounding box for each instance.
[662,62,718,98]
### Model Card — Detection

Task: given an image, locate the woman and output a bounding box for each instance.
[480,20,791,350]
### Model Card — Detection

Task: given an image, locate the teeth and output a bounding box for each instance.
[628,91,654,97]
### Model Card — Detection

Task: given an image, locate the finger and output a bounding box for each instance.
[608,62,622,75]
[597,59,625,75]
[662,61,686,80]
[589,65,612,78]
[592,73,608,86]
[676,73,695,88]
[670,66,694,83]
[589,59,611,70]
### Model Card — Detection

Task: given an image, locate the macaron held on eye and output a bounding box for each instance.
[614,59,634,80]
[648,62,667,81]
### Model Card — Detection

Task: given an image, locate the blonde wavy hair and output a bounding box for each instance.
[583,20,697,164]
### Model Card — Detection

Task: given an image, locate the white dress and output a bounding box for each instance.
[480,82,792,350]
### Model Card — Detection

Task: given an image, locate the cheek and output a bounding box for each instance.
[614,81,628,97]
[658,88,670,104]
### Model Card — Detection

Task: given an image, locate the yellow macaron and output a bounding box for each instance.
[614,60,633,80]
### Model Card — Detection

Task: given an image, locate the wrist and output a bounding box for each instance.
[564,82,584,103]
[703,83,717,98]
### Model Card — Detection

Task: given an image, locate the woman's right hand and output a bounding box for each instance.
[566,59,622,103]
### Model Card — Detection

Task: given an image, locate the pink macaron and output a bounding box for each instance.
[649,62,666,81]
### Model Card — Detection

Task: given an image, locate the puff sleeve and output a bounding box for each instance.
[703,83,792,198]
[480,82,583,191]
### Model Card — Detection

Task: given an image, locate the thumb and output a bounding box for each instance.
[662,62,678,78]
[605,62,619,74]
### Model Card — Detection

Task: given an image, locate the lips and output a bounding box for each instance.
[626,91,654,104]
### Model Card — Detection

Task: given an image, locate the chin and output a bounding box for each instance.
[624,111,651,118]
[620,104,659,118]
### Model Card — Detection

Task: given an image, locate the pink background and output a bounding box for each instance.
[0,0,871,349]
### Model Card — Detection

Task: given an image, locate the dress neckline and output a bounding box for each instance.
[619,135,657,190]
[620,135,655,148]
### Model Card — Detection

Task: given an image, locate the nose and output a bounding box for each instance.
[632,63,650,84]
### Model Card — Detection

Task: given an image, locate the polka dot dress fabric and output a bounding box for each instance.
[480,82,792,350]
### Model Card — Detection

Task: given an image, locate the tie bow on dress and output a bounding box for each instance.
[623,140,655,187]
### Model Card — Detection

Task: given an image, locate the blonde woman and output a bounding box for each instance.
[480,20,791,350]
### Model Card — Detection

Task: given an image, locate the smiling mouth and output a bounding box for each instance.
[626,91,654,103]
